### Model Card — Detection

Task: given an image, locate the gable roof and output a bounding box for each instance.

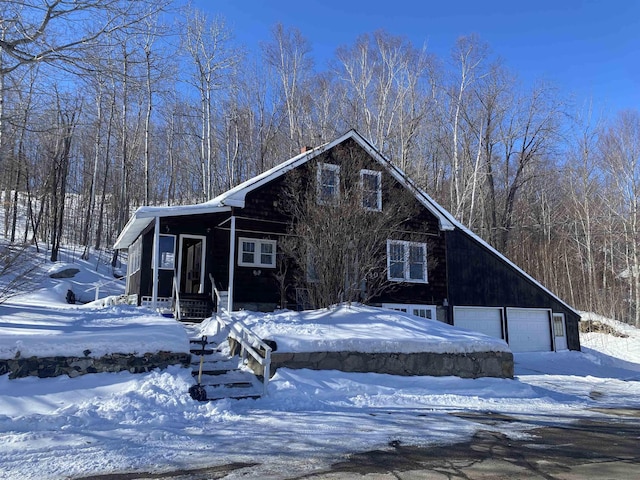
[211,129,457,230]
[114,129,456,249]
[112,129,577,316]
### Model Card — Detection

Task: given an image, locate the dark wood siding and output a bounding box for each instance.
[138,229,154,299]
[232,137,449,309]
[446,229,580,350]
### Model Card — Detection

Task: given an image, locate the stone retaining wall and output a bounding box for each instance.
[256,350,513,379]
[0,352,191,379]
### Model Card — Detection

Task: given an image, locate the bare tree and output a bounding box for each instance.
[48,90,80,262]
[599,110,640,326]
[183,7,239,200]
[0,242,44,303]
[262,23,313,155]
[280,144,419,308]
[334,30,433,168]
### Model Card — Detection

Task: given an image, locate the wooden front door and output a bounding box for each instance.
[178,235,206,294]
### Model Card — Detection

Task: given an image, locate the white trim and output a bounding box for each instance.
[151,216,160,310]
[553,313,568,351]
[157,234,176,270]
[360,169,382,211]
[228,215,236,312]
[113,205,230,250]
[238,237,277,268]
[386,239,428,283]
[177,234,207,294]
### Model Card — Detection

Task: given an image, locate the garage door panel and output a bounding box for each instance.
[454,307,503,339]
[507,308,552,352]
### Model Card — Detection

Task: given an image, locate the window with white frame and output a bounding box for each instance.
[361,169,382,211]
[238,237,277,268]
[317,163,340,204]
[387,240,428,283]
[553,314,565,337]
[128,236,142,275]
[382,303,437,320]
[158,234,176,270]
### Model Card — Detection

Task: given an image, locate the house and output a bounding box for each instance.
[114,129,580,353]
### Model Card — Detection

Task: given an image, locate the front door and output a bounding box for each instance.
[178,235,206,294]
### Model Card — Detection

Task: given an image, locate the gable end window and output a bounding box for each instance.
[238,237,277,268]
[361,169,382,211]
[387,240,428,283]
[317,163,340,204]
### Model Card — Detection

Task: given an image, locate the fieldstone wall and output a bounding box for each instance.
[0,352,191,380]
[255,350,513,379]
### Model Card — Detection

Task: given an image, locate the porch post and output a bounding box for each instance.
[227,213,236,312]
[151,215,160,310]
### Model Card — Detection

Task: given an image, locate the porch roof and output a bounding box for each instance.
[113,203,231,249]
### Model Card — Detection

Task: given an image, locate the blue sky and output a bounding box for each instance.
[194,0,639,116]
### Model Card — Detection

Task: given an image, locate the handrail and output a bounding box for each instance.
[173,275,182,321]
[208,273,221,309]
[84,277,126,301]
[211,312,272,396]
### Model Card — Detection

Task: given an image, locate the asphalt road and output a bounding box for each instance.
[75,408,640,480]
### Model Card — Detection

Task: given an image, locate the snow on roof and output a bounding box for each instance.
[113,203,230,249]
[210,130,456,231]
[113,130,456,249]
[112,129,575,316]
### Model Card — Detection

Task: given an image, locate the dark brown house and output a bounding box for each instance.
[114,130,580,352]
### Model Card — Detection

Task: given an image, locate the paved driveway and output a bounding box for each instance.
[302,408,640,479]
[75,409,640,480]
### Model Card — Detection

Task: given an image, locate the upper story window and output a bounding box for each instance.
[387,240,428,283]
[361,169,382,211]
[317,163,340,204]
[158,234,176,270]
[238,237,277,268]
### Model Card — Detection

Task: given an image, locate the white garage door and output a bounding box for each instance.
[453,307,503,339]
[506,308,552,352]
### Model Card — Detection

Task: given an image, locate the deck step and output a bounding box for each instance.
[188,335,263,402]
[192,369,231,376]
[190,348,216,355]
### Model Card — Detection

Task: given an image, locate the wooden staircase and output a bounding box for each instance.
[177,293,213,322]
[189,336,263,401]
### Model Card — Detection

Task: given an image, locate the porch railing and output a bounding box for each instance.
[210,312,272,396]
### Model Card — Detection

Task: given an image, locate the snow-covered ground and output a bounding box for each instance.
[1,248,640,479]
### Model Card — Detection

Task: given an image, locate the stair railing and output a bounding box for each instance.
[211,312,272,396]
[208,273,221,310]
[172,275,182,321]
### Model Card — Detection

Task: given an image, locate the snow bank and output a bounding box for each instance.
[201,304,510,354]
[0,303,189,359]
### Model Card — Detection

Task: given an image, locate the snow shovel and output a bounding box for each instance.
[189,335,208,401]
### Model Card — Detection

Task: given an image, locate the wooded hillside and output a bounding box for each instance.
[0,1,637,325]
